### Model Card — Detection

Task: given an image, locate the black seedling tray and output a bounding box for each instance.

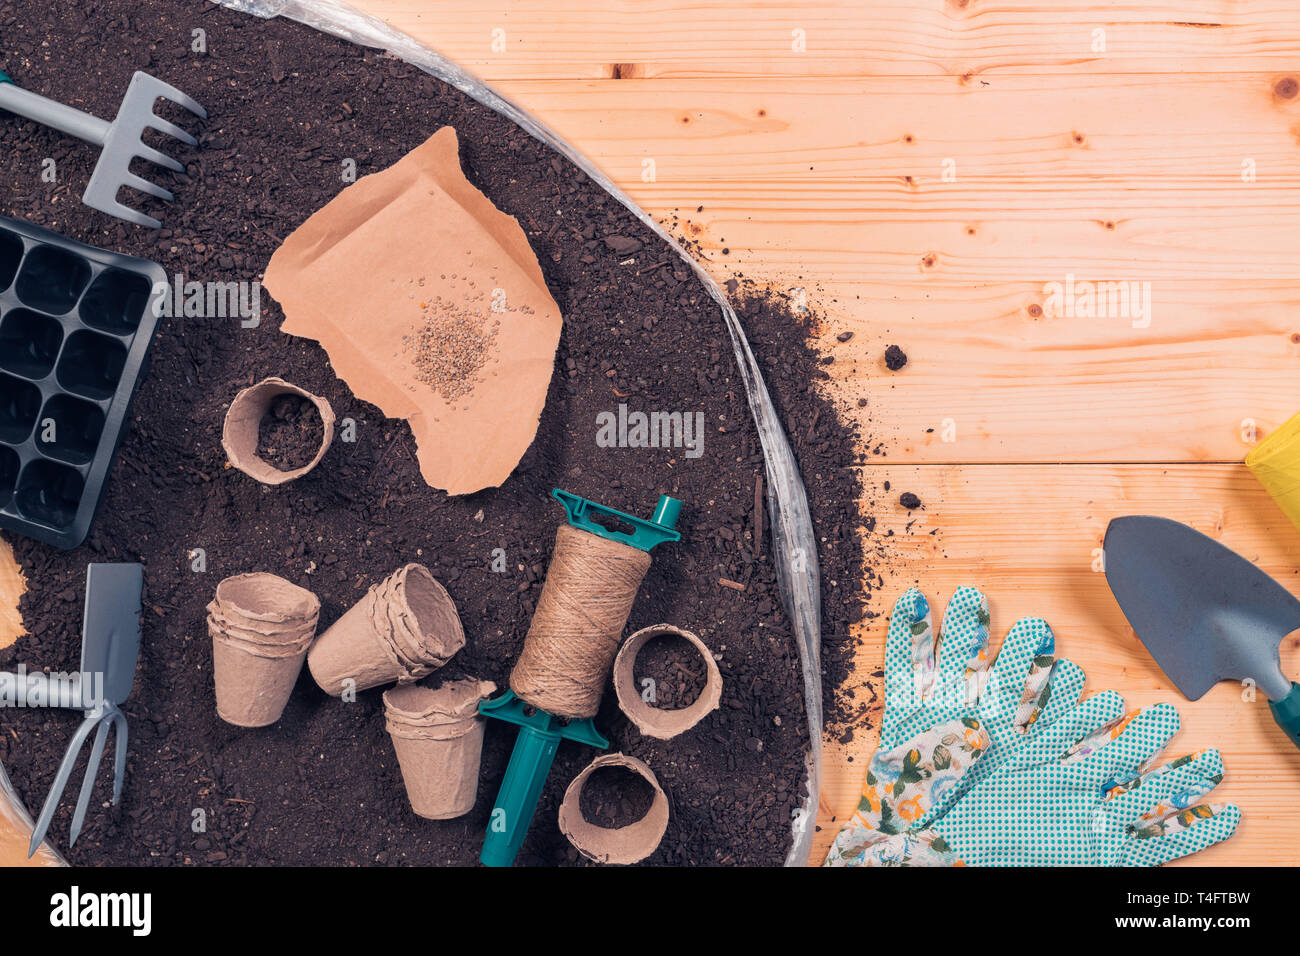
[0,216,165,549]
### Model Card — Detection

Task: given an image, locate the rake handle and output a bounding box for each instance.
[0,70,110,146]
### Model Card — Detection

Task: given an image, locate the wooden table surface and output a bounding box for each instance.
[6,0,1300,866]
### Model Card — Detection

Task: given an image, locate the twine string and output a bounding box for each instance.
[510,524,652,718]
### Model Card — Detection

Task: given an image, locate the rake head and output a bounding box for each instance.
[83,71,207,229]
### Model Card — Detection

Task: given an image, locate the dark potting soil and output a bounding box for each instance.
[633,632,707,710]
[578,766,656,830]
[899,492,922,511]
[884,345,908,371]
[257,394,325,471]
[0,0,869,865]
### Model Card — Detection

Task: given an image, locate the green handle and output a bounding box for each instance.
[552,488,681,552]
[0,70,12,85]
[1269,682,1300,749]
[478,691,608,867]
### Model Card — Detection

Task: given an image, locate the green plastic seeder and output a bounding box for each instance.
[478,488,681,868]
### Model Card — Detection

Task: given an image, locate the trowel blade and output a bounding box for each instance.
[79,564,144,708]
[1104,517,1300,702]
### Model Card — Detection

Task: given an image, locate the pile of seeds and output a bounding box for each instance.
[402,294,502,403]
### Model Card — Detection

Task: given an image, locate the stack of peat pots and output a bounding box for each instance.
[207,573,320,727]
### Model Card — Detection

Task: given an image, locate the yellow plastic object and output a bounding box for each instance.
[1247,411,1300,536]
[0,760,64,866]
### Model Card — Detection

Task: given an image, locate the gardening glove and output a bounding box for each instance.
[927,694,1241,866]
[823,586,1085,866]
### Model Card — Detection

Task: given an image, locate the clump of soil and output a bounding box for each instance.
[579,765,656,829]
[884,344,908,371]
[633,632,707,710]
[256,394,324,471]
[900,492,922,510]
[0,0,870,866]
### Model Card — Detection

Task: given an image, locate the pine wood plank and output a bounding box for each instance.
[359,0,1300,78]
[0,538,22,650]
[822,278,1300,464]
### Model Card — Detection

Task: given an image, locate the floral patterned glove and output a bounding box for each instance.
[823,586,1083,866]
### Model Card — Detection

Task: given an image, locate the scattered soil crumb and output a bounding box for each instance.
[899,492,922,510]
[884,344,908,371]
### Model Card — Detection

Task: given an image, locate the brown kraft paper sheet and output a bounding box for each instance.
[264,126,562,495]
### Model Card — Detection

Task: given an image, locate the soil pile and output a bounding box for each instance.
[257,394,325,472]
[633,632,707,710]
[0,0,868,865]
[579,765,658,830]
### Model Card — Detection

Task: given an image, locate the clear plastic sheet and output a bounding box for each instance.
[214,0,824,866]
[0,759,66,865]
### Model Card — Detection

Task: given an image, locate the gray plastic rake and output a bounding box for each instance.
[0,69,205,228]
[0,564,143,856]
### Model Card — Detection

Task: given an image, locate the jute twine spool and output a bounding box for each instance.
[510,524,652,719]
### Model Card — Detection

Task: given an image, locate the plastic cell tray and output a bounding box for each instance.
[0,216,165,549]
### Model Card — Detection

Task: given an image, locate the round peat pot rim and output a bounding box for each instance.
[382,677,496,728]
[379,671,496,738]
[558,753,669,866]
[213,572,321,625]
[389,563,466,665]
[612,623,722,740]
[221,376,335,485]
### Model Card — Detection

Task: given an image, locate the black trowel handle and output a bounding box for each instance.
[1268,683,1300,748]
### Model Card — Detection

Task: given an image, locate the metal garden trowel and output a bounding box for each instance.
[0,564,143,856]
[1104,516,1300,748]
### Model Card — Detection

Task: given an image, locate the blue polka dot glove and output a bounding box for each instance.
[824,587,1241,867]
[928,694,1241,866]
[823,586,1085,866]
